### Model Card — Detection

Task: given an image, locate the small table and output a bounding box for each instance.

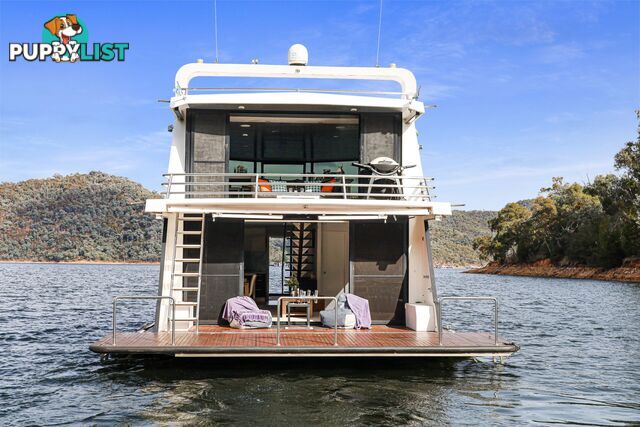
[287,302,311,327]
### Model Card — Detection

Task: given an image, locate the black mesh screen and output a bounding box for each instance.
[229,117,360,165]
[262,124,306,161]
[229,126,255,160]
[312,124,359,161]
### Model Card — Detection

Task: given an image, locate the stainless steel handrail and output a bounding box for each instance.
[437,296,499,346]
[163,172,435,179]
[163,182,431,188]
[112,296,176,346]
[161,172,434,201]
[276,296,338,346]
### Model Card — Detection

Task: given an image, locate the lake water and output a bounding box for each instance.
[1,264,638,425]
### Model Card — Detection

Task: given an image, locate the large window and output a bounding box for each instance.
[229,114,359,175]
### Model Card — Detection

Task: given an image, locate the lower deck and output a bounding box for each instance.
[91,325,519,358]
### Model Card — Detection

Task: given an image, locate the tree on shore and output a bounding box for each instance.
[474,112,640,268]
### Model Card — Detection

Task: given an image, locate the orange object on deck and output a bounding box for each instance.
[321,178,337,193]
[258,178,272,192]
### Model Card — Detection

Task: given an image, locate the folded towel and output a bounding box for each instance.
[345,293,372,329]
[222,296,272,328]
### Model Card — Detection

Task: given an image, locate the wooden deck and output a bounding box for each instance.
[91,325,519,358]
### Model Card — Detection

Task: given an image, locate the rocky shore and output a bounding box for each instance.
[465,258,640,283]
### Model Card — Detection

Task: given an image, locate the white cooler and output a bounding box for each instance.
[405,303,436,331]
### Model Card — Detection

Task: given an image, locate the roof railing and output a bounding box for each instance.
[173,63,419,100]
[175,87,408,98]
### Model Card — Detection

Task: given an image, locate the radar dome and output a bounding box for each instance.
[288,44,308,66]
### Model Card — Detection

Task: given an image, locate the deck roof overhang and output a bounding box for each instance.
[145,198,452,218]
[170,92,425,121]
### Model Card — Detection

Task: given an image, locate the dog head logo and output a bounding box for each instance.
[44,14,83,43]
[43,14,84,62]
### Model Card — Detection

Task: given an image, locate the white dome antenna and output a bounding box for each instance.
[288,44,308,66]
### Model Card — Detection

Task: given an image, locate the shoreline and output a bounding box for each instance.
[465,260,640,284]
[0,259,160,266]
[1,259,478,269]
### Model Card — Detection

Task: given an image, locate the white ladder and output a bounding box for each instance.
[169,213,205,332]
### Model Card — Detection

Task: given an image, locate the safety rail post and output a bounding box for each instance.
[342,175,347,199]
[276,296,338,346]
[112,296,176,346]
[437,296,499,346]
[254,174,259,198]
[166,174,173,199]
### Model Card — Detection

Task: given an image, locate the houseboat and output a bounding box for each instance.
[90,45,519,359]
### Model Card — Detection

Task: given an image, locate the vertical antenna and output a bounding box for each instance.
[375,0,383,67]
[214,0,219,63]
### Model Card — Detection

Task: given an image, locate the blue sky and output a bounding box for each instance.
[0,0,638,210]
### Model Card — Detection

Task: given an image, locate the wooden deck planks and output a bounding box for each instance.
[97,325,513,351]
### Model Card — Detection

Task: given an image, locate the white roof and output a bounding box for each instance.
[175,63,418,98]
[170,62,425,118]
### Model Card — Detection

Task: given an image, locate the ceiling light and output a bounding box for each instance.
[213,214,284,220]
[238,106,245,110]
[242,133,248,137]
[318,215,387,221]
[240,124,251,128]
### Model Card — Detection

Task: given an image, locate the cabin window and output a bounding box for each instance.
[230,160,255,174]
[228,114,360,175]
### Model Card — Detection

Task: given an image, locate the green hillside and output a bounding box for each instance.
[0,172,162,262]
[0,172,495,266]
[430,210,496,266]
[473,132,640,268]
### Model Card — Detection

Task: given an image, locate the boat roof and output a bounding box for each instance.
[169,62,425,119]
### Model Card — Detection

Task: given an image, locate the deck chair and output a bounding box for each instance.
[244,274,257,299]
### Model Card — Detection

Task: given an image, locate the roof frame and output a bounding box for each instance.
[174,63,419,100]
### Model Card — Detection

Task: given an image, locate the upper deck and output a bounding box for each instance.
[147,59,451,218]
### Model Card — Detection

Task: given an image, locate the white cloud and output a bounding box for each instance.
[537,43,585,64]
[442,161,613,187]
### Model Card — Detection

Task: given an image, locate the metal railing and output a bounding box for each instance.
[437,296,499,346]
[162,172,434,202]
[112,296,176,346]
[276,296,338,346]
[175,87,408,98]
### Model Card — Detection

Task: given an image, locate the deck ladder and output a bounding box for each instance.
[169,213,205,332]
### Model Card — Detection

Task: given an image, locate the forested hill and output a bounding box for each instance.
[430,210,496,267]
[0,172,162,262]
[0,171,494,266]
[472,129,640,269]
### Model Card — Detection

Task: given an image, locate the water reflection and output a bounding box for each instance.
[0,264,638,425]
[89,356,523,425]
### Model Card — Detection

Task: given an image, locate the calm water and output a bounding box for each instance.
[1,264,639,425]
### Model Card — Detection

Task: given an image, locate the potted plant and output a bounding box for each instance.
[287,276,300,296]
